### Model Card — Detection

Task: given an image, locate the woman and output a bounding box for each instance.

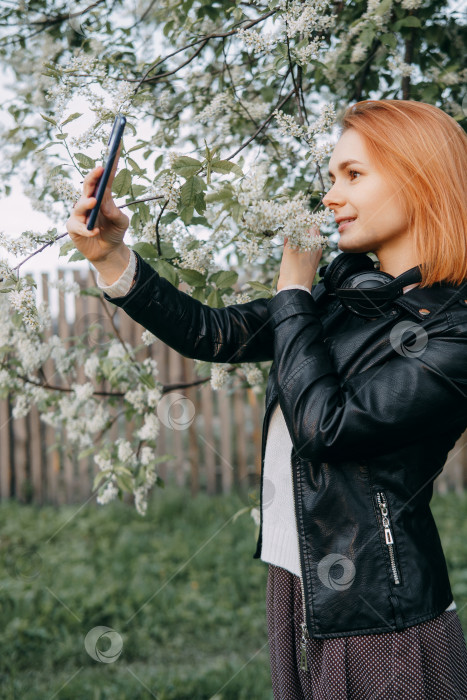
[67,99,467,698]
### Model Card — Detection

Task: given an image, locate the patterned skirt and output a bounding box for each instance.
[266,564,467,699]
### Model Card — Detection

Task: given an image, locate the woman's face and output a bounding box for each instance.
[322,128,414,264]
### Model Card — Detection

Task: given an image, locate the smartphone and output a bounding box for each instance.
[86,114,126,231]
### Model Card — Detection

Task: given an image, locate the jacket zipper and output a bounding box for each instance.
[290,451,310,671]
[375,491,401,586]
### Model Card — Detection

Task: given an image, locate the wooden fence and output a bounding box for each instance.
[1,267,466,505]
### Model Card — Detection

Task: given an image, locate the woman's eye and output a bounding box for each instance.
[349,169,360,180]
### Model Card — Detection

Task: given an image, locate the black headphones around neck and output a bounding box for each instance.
[318,253,423,319]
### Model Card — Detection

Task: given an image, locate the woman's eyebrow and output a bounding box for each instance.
[328,159,367,177]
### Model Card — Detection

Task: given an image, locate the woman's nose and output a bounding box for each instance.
[322,184,343,209]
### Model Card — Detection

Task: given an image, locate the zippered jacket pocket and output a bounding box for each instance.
[374,491,402,586]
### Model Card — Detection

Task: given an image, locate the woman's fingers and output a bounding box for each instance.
[66,196,99,237]
[73,196,97,219]
[83,165,104,198]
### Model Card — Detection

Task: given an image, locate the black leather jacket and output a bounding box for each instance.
[105,250,467,639]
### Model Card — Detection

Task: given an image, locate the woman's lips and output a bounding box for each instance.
[338,219,356,233]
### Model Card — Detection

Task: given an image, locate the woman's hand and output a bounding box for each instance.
[65,143,129,264]
[277,228,323,292]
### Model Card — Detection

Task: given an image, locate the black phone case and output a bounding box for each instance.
[86,114,126,231]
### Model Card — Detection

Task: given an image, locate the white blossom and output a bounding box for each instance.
[134,486,148,516]
[236,28,276,55]
[9,286,40,332]
[137,413,160,441]
[351,43,368,63]
[151,171,180,213]
[146,387,163,408]
[141,329,158,345]
[50,276,81,295]
[84,355,100,381]
[244,363,263,388]
[95,453,114,472]
[52,177,81,203]
[107,341,128,360]
[210,363,230,390]
[125,386,147,413]
[387,52,417,78]
[13,393,31,419]
[251,507,261,526]
[72,382,95,403]
[97,477,119,505]
[117,438,137,467]
[400,0,423,9]
[140,446,157,466]
[194,91,235,123]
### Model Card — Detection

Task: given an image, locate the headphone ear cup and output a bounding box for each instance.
[323,253,376,295]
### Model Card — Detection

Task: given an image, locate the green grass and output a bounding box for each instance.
[0,486,466,699]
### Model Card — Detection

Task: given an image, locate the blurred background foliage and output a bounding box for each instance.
[0,486,466,699]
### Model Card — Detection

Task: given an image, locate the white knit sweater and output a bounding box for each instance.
[96,252,456,611]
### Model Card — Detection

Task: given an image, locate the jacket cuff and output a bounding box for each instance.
[102,250,156,307]
[268,288,319,330]
[96,248,137,297]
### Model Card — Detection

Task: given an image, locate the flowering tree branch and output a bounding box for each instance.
[0,0,464,513]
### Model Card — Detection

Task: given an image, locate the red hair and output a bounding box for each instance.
[340,99,467,288]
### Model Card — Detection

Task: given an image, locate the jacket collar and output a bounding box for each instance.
[392,281,467,320]
[312,279,467,321]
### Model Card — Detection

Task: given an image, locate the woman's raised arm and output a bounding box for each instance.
[66,160,274,364]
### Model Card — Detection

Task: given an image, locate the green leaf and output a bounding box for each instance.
[191,216,209,226]
[191,287,205,302]
[193,192,206,215]
[380,33,397,49]
[129,184,148,197]
[79,287,102,297]
[160,212,178,224]
[154,154,163,170]
[359,27,375,47]
[138,202,151,224]
[48,164,68,178]
[93,472,111,490]
[112,168,132,197]
[131,242,159,259]
[151,259,179,286]
[206,288,224,308]
[179,205,194,225]
[247,280,271,293]
[74,152,96,169]
[131,212,140,231]
[40,114,57,126]
[180,175,206,207]
[231,202,246,223]
[159,241,177,258]
[128,157,145,175]
[35,141,60,153]
[205,188,233,204]
[393,15,422,30]
[172,155,203,178]
[210,160,243,177]
[69,250,86,262]
[177,268,206,287]
[209,270,238,289]
[61,112,83,126]
[115,473,134,493]
[59,240,76,257]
